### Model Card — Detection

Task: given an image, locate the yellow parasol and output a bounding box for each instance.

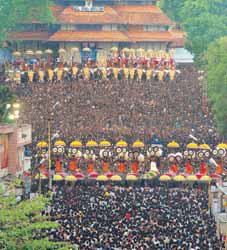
[25,50,34,56]
[186,143,198,149]
[217,143,227,149]
[54,140,66,147]
[186,175,198,181]
[44,49,53,54]
[37,141,48,148]
[167,141,180,148]
[86,140,98,147]
[173,175,185,181]
[53,174,64,181]
[126,175,138,181]
[82,47,91,52]
[200,144,211,150]
[97,175,108,181]
[70,141,82,148]
[132,140,145,148]
[111,175,122,181]
[65,175,77,181]
[35,173,47,180]
[160,175,171,181]
[99,140,111,147]
[116,140,128,148]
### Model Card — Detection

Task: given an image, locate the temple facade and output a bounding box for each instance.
[9,0,183,62]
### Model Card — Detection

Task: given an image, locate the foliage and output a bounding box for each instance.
[0,193,73,250]
[160,0,227,66]
[206,37,227,135]
[0,85,16,123]
[0,0,53,45]
[159,0,187,23]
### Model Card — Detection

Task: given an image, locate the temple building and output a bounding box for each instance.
[8,0,185,62]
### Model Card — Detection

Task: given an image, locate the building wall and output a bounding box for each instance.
[0,124,32,178]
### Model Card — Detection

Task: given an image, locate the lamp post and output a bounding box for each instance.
[47,101,60,190]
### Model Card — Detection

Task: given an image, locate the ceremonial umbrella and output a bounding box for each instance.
[111,175,122,181]
[186,175,198,181]
[126,174,138,181]
[53,174,64,181]
[160,175,171,181]
[37,141,48,148]
[45,49,53,54]
[97,175,108,181]
[65,175,77,181]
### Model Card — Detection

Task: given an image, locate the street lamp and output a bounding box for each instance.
[48,102,60,190]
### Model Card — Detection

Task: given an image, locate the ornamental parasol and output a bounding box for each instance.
[13,51,21,57]
[167,141,180,148]
[35,50,43,56]
[99,140,111,147]
[186,175,198,181]
[115,140,128,148]
[82,47,91,52]
[159,175,171,181]
[25,50,34,56]
[53,174,64,181]
[132,140,145,148]
[70,141,82,148]
[186,143,198,149]
[37,141,48,148]
[89,172,99,179]
[110,47,118,52]
[173,175,185,182]
[217,143,227,149]
[65,175,77,181]
[106,172,113,178]
[74,172,85,179]
[71,47,79,53]
[44,49,53,54]
[86,140,98,147]
[59,48,66,54]
[54,140,66,147]
[111,175,122,181]
[35,173,47,180]
[126,174,138,181]
[97,175,108,181]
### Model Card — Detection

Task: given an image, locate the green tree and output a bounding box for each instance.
[0,191,73,250]
[159,0,187,23]
[0,0,53,45]
[206,37,227,135]
[180,0,227,65]
[0,85,16,123]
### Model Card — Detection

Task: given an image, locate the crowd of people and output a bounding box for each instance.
[9,65,218,148]
[43,183,222,249]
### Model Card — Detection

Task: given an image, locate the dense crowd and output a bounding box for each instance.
[10,66,218,147]
[44,183,222,249]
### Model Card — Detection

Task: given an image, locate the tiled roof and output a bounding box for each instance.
[48,30,129,42]
[113,5,173,25]
[169,30,186,47]
[125,31,174,42]
[57,6,123,24]
[9,31,49,41]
